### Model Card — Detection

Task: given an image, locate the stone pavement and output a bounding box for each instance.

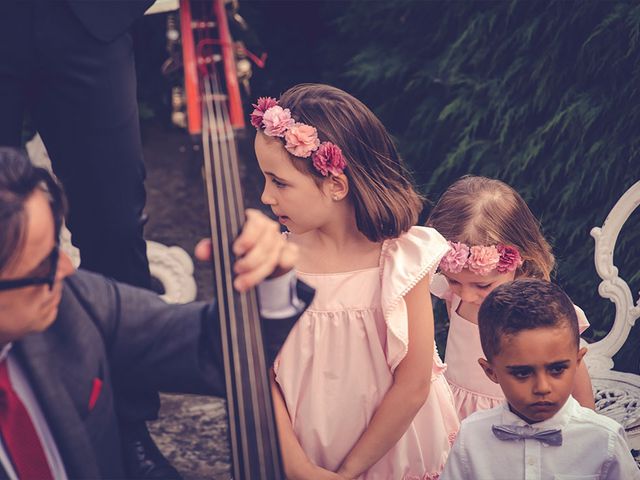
[148,394,230,479]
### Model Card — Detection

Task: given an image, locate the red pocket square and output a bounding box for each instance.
[88,378,103,411]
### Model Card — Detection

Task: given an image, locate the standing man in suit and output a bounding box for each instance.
[0,146,309,479]
[0,0,154,288]
[0,0,180,476]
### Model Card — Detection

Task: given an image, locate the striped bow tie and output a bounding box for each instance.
[491,424,563,446]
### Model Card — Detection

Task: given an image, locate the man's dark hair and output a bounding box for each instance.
[478,279,580,361]
[0,147,66,272]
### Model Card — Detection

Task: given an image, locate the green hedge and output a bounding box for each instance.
[240,0,639,373]
[324,0,639,372]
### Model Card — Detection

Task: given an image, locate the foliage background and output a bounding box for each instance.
[137,0,639,372]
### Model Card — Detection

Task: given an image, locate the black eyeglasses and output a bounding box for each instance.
[0,245,60,292]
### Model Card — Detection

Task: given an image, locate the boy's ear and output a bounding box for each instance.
[478,358,499,384]
[327,174,349,201]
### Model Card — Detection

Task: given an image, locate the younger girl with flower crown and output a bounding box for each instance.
[250,84,459,479]
[427,175,595,421]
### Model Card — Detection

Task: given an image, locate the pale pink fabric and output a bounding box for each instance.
[430,274,591,421]
[274,227,459,479]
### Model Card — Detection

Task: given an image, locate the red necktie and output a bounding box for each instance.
[0,360,54,480]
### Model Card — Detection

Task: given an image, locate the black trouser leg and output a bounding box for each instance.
[30,0,151,290]
[0,1,31,148]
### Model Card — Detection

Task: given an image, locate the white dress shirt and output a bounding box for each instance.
[257,269,305,318]
[441,396,640,480]
[0,270,302,479]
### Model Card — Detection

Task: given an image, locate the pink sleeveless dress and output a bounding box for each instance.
[274,227,459,479]
[431,274,591,421]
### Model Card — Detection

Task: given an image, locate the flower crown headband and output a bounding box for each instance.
[250,97,347,177]
[439,241,523,276]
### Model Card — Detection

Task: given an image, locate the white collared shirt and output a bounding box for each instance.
[257,269,305,318]
[441,396,640,480]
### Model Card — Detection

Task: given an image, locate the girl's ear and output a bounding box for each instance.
[478,358,499,384]
[327,173,349,201]
[576,346,587,364]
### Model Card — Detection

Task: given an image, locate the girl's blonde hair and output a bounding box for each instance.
[427,175,554,280]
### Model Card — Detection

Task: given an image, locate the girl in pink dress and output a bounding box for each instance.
[250,84,459,479]
[426,176,595,421]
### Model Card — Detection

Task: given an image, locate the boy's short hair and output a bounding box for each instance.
[478,279,579,360]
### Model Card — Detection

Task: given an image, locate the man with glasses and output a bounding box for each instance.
[0,245,59,292]
[0,147,309,479]
[0,1,174,474]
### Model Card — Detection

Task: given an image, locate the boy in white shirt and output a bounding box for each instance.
[441,279,639,480]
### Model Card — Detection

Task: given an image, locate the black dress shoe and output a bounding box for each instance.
[121,422,182,480]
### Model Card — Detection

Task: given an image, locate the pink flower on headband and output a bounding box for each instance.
[467,245,501,276]
[250,96,278,129]
[496,244,523,273]
[313,142,346,176]
[262,106,294,137]
[440,241,470,273]
[439,241,522,276]
[251,95,348,176]
[284,123,320,158]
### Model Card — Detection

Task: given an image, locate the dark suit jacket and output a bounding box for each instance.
[66,0,155,42]
[5,270,311,479]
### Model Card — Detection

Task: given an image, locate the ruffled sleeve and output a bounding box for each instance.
[431,273,453,302]
[574,304,590,334]
[380,226,450,372]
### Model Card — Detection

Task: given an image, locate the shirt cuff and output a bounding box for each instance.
[257,270,305,319]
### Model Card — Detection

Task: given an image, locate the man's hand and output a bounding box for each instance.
[195,209,298,292]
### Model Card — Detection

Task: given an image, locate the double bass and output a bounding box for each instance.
[172,1,284,478]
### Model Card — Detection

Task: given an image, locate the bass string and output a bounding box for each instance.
[208,72,269,476]
[202,74,253,478]
[194,2,283,475]
[190,5,245,476]
[200,82,243,477]
[209,71,278,475]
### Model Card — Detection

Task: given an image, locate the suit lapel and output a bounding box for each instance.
[15,334,100,479]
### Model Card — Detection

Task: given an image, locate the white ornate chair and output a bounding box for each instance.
[583,181,640,449]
